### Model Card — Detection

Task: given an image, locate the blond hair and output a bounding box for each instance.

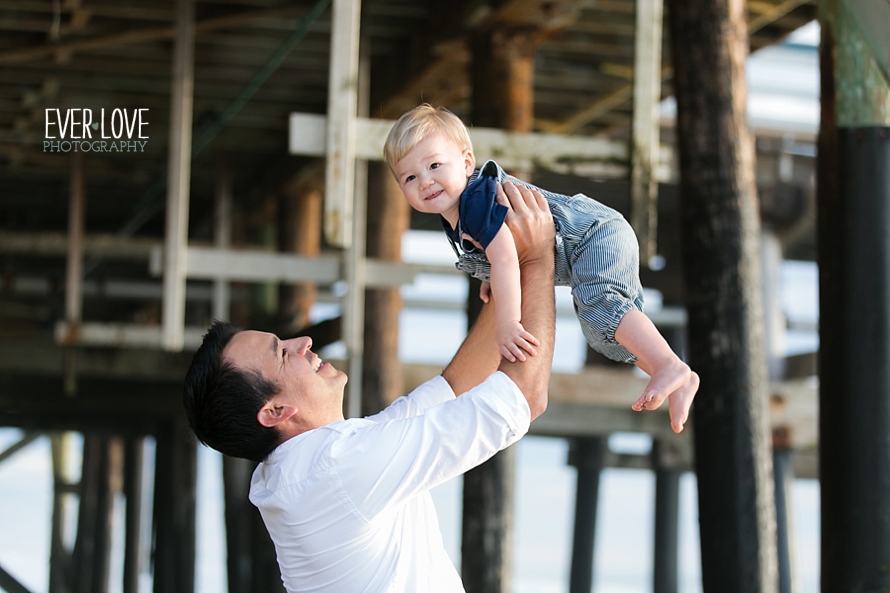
[383,104,474,178]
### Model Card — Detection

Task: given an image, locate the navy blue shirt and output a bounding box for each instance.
[442,161,508,251]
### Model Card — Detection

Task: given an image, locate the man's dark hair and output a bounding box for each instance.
[183,320,282,462]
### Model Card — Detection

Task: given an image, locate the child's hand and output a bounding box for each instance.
[497,320,540,363]
[479,281,491,303]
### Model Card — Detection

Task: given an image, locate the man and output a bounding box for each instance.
[183,181,556,592]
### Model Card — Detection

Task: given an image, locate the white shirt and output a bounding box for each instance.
[249,371,530,593]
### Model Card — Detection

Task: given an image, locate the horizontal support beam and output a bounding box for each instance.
[149,245,461,287]
[289,113,673,179]
[56,322,206,350]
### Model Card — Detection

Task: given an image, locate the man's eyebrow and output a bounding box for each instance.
[271,336,279,357]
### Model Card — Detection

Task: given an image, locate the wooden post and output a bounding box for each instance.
[213,167,233,322]
[222,456,249,593]
[568,437,606,593]
[631,0,664,264]
[152,419,196,593]
[342,20,370,419]
[71,433,108,593]
[324,0,361,247]
[461,26,541,593]
[362,162,407,414]
[64,151,85,395]
[50,433,74,592]
[123,437,144,593]
[666,0,778,591]
[277,166,323,336]
[772,429,796,593]
[818,2,890,588]
[652,440,681,593]
[162,0,195,351]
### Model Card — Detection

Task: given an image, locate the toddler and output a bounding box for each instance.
[384,105,698,433]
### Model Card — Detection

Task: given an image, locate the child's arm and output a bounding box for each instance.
[485,223,540,362]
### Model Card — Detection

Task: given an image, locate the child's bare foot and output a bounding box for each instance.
[631,360,699,433]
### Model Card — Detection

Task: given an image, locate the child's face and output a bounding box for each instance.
[394,132,474,222]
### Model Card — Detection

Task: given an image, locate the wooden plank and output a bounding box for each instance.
[323,0,361,247]
[161,0,195,352]
[56,321,206,350]
[630,0,664,263]
[291,112,634,174]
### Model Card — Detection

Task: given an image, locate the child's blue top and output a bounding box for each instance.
[442,161,506,251]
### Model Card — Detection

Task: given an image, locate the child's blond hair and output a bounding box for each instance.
[383,104,474,178]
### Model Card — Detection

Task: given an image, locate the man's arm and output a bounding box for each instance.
[494,182,555,420]
[442,181,555,418]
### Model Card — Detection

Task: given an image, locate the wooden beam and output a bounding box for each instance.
[537,0,815,134]
[630,0,664,262]
[161,0,196,351]
[0,6,313,65]
[323,0,360,248]
[290,113,636,176]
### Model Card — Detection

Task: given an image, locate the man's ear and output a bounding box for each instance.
[464,150,475,176]
[257,399,298,428]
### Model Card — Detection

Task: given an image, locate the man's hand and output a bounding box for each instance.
[496,181,555,265]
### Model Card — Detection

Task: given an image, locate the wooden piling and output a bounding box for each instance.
[461,25,541,593]
[666,0,778,590]
[123,436,144,593]
[152,419,196,593]
[818,2,890,586]
[568,437,606,593]
[652,440,680,593]
[362,162,408,415]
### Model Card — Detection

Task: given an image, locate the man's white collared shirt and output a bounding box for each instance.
[249,371,530,593]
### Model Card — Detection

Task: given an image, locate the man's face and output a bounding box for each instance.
[222,331,347,427]
[395,131,474,225]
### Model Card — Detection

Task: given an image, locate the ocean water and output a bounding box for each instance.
[0,232,821,591]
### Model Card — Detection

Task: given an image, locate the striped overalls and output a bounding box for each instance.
[445,160,644,363]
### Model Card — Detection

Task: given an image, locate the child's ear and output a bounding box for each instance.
[464,150,475,176]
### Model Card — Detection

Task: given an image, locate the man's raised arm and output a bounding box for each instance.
[442,181,556,417]
[494,182,555,420]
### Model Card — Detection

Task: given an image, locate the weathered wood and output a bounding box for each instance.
[161,0,195,351]
[652,440,681,593]
[123,437,144,593]
[223,456,255,593]
[568,437,606,593]
[460,26,543,593]
[818,5,890,586]
[0,5,314,65]
[324,0,360,247]
[773,442,796,593]
[71,433,106,593]
[666,0,778,591]
[49,432,73,592]
[277,164,323,336]
[152,417,196,593]
[213,167,233,322]
[630,0,664,262]
[361,162,407,415]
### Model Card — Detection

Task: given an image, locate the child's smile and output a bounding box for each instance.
[395,132,474,227]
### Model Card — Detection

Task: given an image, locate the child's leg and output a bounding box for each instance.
[613,309,698,433]
[568,216,697,432]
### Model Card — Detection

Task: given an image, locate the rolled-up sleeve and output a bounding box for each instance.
[331,372,530,520]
